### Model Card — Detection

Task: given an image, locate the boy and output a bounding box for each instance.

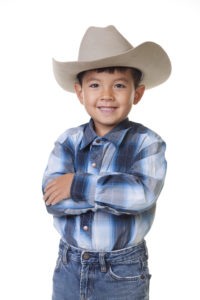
[42,25,171,300]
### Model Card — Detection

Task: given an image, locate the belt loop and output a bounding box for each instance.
[62,244,69,264]
[99,252,107,272]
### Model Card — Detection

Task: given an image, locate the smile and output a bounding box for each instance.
[98,106,117,112]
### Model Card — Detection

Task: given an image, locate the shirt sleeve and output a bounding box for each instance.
[42,133,96,216]
[70,135,167,215]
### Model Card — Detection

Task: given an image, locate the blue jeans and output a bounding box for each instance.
[52,239,151,300]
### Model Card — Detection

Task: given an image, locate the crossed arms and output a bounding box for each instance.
[42,134,167,216]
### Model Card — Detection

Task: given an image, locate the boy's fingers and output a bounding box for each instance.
[43,185,56,201]
[44,179,57,193]
[51,196,63,206]
[45,190,60,206]
[47,194,63,206]
[43,184,59,201]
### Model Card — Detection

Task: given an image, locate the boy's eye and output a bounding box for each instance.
[89,83,99,88]
[115,83,126,88]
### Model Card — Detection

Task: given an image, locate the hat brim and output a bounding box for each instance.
[52,42,171,93]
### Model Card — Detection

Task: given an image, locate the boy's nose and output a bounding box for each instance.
[100,95,114,102]
[100,88,114,101]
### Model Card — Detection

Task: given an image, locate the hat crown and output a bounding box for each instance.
[78,25,134,62]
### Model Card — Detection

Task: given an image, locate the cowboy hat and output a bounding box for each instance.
[52,25,171,93]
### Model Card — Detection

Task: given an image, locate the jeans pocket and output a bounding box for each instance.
[108,258,148,282]
[54,255,62,273]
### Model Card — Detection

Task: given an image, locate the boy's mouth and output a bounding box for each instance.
[98,106,117,112]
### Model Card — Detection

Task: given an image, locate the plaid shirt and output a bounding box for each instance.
[42,118,167,251]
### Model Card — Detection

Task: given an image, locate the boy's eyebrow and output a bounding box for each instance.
[86,77,101,83]
[113,77,129,83]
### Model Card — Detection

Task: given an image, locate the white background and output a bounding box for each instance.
[0,0,200,299]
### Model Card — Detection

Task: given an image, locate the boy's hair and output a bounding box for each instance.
[77,67,143,89]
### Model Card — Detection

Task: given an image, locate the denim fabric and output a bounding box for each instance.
[52,239,151,300]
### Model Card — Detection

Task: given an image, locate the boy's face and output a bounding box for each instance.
[74,69,145,137]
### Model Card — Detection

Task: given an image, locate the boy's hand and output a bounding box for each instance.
[43,173,74,206]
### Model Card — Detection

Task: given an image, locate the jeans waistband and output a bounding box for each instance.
[59,238,148,265]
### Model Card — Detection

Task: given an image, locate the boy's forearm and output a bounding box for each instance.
[43,173,74,206]
[45,197,95,216]
[70,171,160,215]
[43,173,96,216]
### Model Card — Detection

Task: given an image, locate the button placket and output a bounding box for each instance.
[80,211,92,237]
[88,140,104,174]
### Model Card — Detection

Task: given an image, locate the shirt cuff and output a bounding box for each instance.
[70,173,97,204]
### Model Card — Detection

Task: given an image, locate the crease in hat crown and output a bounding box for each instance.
[78,25,134,61]
[52,25,172,93]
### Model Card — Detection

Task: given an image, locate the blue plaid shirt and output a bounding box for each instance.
[42,118,167,251]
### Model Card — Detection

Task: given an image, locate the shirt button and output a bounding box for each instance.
[83,225,88,231]
[92,162,96,168]
[83,253,90,260]
[96,139,101,143]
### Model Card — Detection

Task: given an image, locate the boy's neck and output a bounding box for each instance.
[92,118,127,137]
[94,127,112,138]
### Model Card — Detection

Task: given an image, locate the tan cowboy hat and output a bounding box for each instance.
[52,25,171,93]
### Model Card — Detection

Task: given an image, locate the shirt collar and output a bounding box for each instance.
[80,118,132,150]
[80,119,98,150]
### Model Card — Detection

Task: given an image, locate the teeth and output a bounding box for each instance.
[99,107,116,111]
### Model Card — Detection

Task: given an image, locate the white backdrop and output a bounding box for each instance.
[0,0,200,299]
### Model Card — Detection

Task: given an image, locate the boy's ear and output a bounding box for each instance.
[133,85,145,105]
[74,82,84,104]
